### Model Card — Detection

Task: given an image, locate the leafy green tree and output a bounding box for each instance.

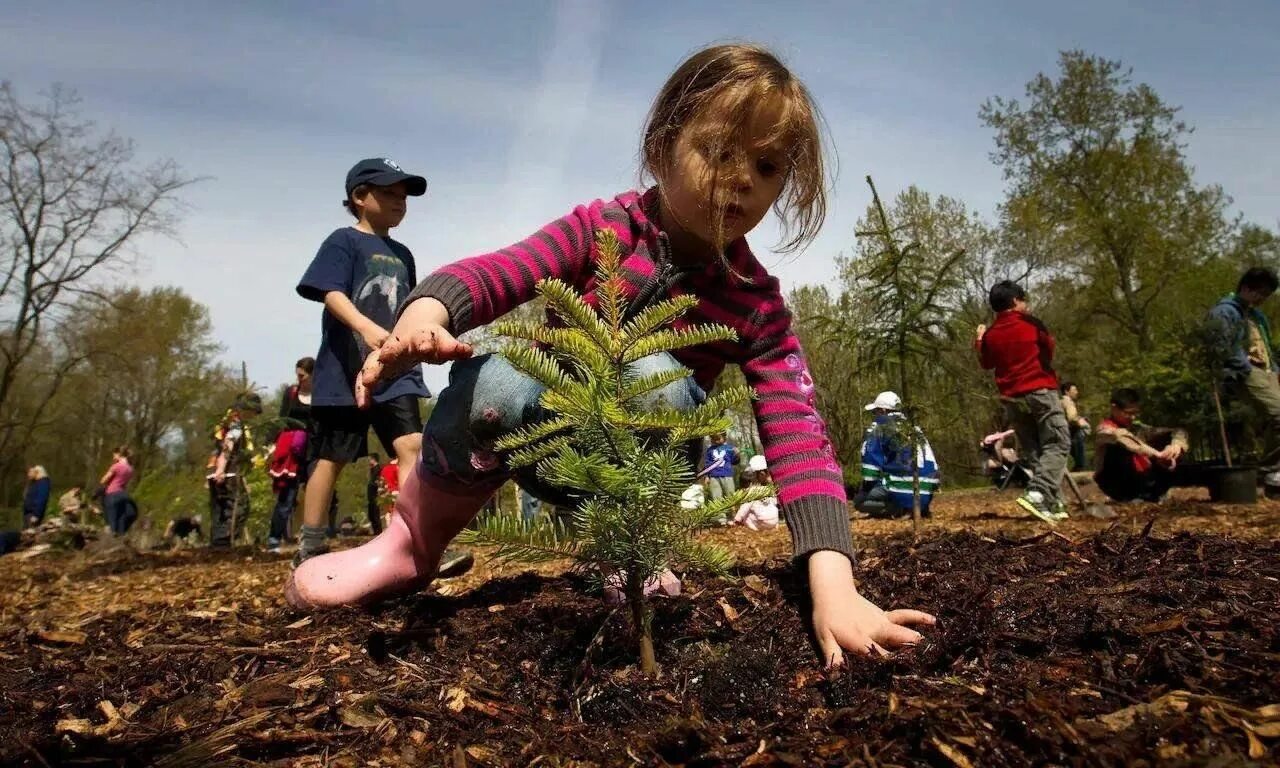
[460,229,771,675]
[818,177,968,529]
[982,50,1231,353]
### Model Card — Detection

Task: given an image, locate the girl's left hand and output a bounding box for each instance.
[808,550,935,667]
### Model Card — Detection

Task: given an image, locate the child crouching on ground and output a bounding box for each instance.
[286,43,934,666]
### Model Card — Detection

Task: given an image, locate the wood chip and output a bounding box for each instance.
[931,738,975,768]
[285,616,313,629]
[34,629,87,645]
[717,597,739,623]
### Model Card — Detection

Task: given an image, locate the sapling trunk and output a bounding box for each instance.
[627,580,657,676]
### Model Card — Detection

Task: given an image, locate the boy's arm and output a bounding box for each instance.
[323,291,389,351]
[1095,422,1159,457]
[975,326,996,370]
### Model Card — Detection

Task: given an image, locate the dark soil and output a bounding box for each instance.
[1,519,1278,766]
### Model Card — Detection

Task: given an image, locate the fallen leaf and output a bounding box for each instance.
[743,575,770,595]
[186,610,220,619]
[888,691,899,715]
[1135,615,1185,634]
[1085,691,1191,732]
[931,738,975,768]
[717,597,739,623]
[1252,721,1280,738]
[1255,704,1280,720]
[35,629,87,645]
[1246,728,1266,759]
[339,702,385,729]
[465,744,498,763]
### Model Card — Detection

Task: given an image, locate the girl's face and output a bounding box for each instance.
[296,366,311,389]
[661,96,790,248]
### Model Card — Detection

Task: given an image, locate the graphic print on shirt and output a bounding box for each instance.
[353,252,412,357]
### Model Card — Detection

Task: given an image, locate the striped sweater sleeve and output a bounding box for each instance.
[740,287,855,564]
[403,205,595,335]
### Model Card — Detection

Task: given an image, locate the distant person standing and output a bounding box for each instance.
[207,394,263,548]
[268,357,318,551]
[976,281,1069,524]
[99,447,136,535]
[22,466,52,528]
[1060,382,1090,471]
[702,432,740,500]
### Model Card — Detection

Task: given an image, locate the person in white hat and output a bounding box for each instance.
[733,453,779,530]
[853,391,941,518]
[864,391,902,414]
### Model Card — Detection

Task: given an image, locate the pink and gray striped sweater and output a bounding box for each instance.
[406,188,853,562]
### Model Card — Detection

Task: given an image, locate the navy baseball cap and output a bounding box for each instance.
[344,158,427,197]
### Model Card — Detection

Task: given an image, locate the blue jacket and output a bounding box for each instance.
[702,443,739,478]
[859,414,940,512]
[23,476,51,521]
[1207,293,1278,379]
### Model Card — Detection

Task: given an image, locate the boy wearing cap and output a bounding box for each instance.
[975,280,1069,524]
[293,159,470,573]
[853,392,940,519]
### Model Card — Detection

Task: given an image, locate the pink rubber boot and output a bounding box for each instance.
[285,466,488,609]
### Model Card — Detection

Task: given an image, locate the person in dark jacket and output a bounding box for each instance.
[1207,267,1280,482]
[23,466,52,528]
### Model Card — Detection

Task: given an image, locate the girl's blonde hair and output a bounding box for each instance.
[642,43,828,254]
[30,465,48,480]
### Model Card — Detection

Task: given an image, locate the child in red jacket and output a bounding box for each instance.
[975,281,1070,523]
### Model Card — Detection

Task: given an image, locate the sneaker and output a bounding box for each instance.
[436,548,475,579]
[1051,500,1070,521]
[1265,470,1280,487]
[291,544,330,569]
[1016,491,1059,525]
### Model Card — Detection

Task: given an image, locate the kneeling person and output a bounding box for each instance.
[1094,388,1191,503]
[854,392,940,518]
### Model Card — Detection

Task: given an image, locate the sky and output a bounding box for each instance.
[2,0,1277,396]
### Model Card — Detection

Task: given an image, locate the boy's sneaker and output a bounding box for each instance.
[1051,499,1070,521]
[291,544,330,569]
[1016,491,1059,525]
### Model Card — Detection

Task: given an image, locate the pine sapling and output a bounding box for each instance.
[459,229,774,675]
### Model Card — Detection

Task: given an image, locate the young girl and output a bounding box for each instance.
[288,43,934,666]
[733,454,780,530]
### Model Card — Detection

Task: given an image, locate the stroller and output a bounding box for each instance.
[980,429,1032,490]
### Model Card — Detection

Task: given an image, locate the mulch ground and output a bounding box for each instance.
[1,488,1277,767]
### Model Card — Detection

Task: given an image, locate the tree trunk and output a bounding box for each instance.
[628,584,656,677]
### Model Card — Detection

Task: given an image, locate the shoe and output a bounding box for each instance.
[436,548,475,579]
[1265,470,1280,486]
[1051,500,1070,521]
[291,543,329,569]
[285,470,488,610]
[1016,491,1059,525]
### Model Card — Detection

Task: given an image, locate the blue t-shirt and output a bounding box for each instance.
[703,443,738,478]
[297,228,429,407]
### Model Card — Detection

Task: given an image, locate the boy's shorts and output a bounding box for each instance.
[420,353,704,506]
[312,395,424,464]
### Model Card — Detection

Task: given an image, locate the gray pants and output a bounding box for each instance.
[706,475,736,501]
[1004,389,1070,504]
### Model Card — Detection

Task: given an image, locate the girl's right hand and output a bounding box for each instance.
[356,298,474,407]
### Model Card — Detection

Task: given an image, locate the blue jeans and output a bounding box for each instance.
[104,492,135,535]
[421,353,705,506]
[269,481,299,542]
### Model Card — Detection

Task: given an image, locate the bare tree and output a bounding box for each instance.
[0,82,198,481]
